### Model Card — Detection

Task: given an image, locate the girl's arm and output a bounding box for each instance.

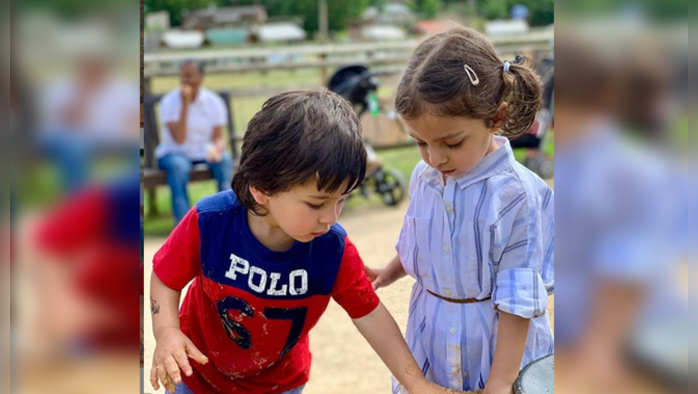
[484,311,530,394]
[352,302,446,393]
[365,254,407,289]
[150,274,208,391]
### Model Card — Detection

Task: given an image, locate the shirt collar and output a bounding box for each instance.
[419,135,516,190]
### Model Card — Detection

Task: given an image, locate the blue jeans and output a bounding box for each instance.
[157,152,233,223]
[168,382,305,394]
[38,130,92,194]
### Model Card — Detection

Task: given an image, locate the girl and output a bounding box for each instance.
[149,90,448,393]
[367,28,554,394]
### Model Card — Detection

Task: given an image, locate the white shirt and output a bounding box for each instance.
[155,87,227,161]
[41,78,139,144]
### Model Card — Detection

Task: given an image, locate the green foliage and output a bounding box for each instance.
[146,0,371,34]
[476,0,554,26]
[480,0,509,20]
[145,0,215,27]
[410,0,441,18]
[510,0,554,26]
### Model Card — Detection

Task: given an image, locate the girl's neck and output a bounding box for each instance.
[486,133,499,155]
[246,210,295,252]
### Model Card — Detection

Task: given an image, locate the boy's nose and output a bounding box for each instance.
[319,208,338,225]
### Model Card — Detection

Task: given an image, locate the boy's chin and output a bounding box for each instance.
[292,233,316,243]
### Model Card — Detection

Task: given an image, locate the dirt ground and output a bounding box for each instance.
[143,200,554,394]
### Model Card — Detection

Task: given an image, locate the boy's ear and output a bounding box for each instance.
[486,102,508,131]
[249,186,270,205]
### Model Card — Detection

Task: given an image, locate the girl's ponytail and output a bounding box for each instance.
[500,56,542,139]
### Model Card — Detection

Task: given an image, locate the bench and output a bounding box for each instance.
[142,90,238,216]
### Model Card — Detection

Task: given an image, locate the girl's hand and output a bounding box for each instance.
[408,378,470,393]
[150,327,209,392]
[364,266,397,290]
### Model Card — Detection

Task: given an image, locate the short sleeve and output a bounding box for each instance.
[159,92,179,125]
[211,93,227,127]
[492,195,551,319]
[332,237,380,319]
[34,187,107,255]
[152,208,202,290]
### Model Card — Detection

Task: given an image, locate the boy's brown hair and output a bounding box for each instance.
[395,27,542,138]
[232,89,366,215]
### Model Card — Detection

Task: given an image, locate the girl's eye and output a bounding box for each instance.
[416,141,427,147]
[306,202,324,209]
[446,140,464,149]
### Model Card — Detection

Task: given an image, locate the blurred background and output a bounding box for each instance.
[4,0,693,393]
[9,1,140,394]
[554,1,693,393]
[141,0,554,235]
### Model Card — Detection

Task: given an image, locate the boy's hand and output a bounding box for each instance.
[151,327,208,391]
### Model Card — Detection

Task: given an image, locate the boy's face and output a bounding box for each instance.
[255,178,350,243]
[404,113,498,180]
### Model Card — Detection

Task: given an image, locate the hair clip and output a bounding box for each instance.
[463,64,479,86]
[502,61,511,73]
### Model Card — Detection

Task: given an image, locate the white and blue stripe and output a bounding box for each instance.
[393,136,554,392]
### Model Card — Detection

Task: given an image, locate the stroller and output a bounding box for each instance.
[328,65,406,206]
[509,56,554,178]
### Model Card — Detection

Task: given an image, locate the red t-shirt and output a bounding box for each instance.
[34,183,141,349]
[153,191,379,393]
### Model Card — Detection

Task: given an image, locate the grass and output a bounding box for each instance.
[142,145,424,237]
[142,133,556,237]
[141,69,555,236]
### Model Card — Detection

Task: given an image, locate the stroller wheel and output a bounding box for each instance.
[373,167,406,206]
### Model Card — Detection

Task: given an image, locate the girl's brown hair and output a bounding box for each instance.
[395,27,542,138]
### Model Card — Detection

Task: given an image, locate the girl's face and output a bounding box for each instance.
[252,178,350,244]
[404,114,499,179]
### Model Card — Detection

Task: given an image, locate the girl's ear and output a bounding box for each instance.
[486,102,509,132]
[249,185,270,205]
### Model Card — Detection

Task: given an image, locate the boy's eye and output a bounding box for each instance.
[306,202,324,209]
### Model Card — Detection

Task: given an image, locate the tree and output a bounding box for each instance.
[144,0,215,27]
[145,0,371,33]
[480,0,509,20]
[410,0,441,19]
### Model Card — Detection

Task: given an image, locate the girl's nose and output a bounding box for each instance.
[428,147,448,166]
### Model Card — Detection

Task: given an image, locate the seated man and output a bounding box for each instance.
[155,60,233,223]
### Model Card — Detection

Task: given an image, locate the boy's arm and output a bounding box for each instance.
[352,302,446,393]
[150,273,208,391]
[484,311,530,394]
[150,273,181,339]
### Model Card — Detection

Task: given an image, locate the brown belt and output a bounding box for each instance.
[426,289,491,304]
